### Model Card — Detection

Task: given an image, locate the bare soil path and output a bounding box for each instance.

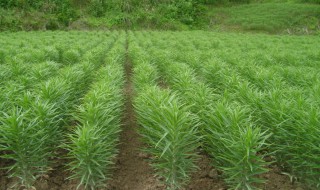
[106,35,164,190]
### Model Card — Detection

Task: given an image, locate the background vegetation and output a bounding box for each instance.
[0,0,319,33]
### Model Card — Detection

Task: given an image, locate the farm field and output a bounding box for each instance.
[0,31,319,190]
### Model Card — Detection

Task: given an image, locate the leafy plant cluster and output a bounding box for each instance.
[1,30,320,190]
[66,34,126,189]
[134,31,320,188]
[0,31,109,112]
[133,31,271,189]
[0,31,121,188]
[0,0,77,26]
[130,34,201,189]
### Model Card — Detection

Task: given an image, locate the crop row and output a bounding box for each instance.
[66,34,126,189]
[132,31,320,189]
[0,31,125,188]
[131,32,270,189]
[0,32,116,87]
[129,34,200,189]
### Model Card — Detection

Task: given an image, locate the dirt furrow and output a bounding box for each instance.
[107,35,163,190]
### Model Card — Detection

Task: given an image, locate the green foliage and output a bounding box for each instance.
[131,36,200,189]
[260,89,320,187]
[200,0,250,4]
[1,30,320,189]
[158,0,203,24]
[43,47,59,62]
[1,0,319,31]
[66,37,125,189]
[0,0,73,11]
[169,30,320,188]
[62,49,81,64]
[0,63,89,188]
[0,50,5,63]
[209,3,320,33]
[135,33,271,189]
[54,0,79,26]
[0,31,120,188]
[130,30,320,188]
[0,0,78,28]
[300,0,320,3]
[66,65,124,189]
[87,0,108,17]
[0,107,52,187]
[203,103,270,189]
[135,86,200,189]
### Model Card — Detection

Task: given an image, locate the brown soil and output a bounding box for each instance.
[31,150,79,190]
[158,78,169,89]
[185,153,306,190]
[186,153,226,190]
[0,157,10,190]
[260,165,306,190]
[106,38,164,190]
[0,151,307,190]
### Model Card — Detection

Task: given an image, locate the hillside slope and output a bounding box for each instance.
[208,3,320,34]
[0,1,319,34]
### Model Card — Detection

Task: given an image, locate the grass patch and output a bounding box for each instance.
[208,3,320,34]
